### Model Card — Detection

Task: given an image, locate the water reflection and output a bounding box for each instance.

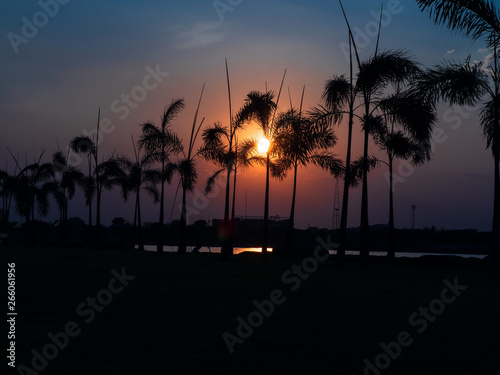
[140,246,272,254]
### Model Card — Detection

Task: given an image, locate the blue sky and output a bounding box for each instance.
[0,0,495,231]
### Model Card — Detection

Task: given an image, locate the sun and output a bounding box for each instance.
[257,137,270,154]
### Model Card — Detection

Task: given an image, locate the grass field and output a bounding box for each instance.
[2,246,499,375]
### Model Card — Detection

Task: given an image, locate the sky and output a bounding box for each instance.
[0,0,495,231]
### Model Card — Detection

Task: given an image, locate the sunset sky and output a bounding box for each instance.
[0,0,494,231]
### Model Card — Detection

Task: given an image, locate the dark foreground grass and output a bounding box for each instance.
[2,246,499,375]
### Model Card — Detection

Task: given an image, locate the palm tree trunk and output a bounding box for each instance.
[30,192,35,245]
[231,163,237,220]
[96,187,101,245]
[62,196,68,246]
[262,153,271,257]
[360,127,370,264]
[179,187,187,254]
[492,45,500,270]
[137,190,144,252]
[285,160,298,257]
[339,103,355,265]
[493,150,500,269]
[221,167,232,259]
[388,156,395,259]
[157,159,165,253]
[132,189,138,250]
[230,163,237,251]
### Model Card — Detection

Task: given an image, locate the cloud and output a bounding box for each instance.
[445,49,456,56]
[171,23,224,49]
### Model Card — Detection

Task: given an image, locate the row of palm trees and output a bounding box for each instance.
[320,0,500,266]
[1,0,498,266]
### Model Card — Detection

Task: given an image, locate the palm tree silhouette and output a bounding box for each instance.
[51,150,84,244]
[273,101,343,256]
[115,142,161,252]
[336,1,422,262]
[312,70,356,263]
[416,0,500,268]
[176,85,205,254]
[369,91,436,258]
[70,135,97,238]
[137,99,183,253]
[12,152,55,245]
[356,51,421,262]
[236,90,279,256]
[0,168,16,233]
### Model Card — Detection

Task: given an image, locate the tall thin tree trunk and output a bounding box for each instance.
[221,167,232,259]
[95,108,101,246]
[493,150,500,269]
[62,196,68,246]
[388,156,395,259]
[285,160,298,257]
[179,187,187,254]
[231,161,237,220]
[492,39,500,270]
[262,153,271,257]
[339,100,355,265]
[96,187,101,245]
[132,189,138,250]
[230,162,237,251]
[137,190,144,252]
[157,158,165,253]
[360,125,370,264]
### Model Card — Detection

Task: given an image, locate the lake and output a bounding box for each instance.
[140,246,487,259]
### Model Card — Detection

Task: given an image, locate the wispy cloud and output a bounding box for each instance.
[171,23,224,49]
[446,49,456,56]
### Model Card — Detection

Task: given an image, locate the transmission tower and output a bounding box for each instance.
[332,178,340,230]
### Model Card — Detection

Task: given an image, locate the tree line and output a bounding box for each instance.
[1,0,499,267]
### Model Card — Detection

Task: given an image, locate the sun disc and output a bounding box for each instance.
[257,138,270,154]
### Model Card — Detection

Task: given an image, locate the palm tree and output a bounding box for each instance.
[12,153,55,244]
[51,150,84,244]
[199,121,247,256]
[177,85,205,254]
[356,51,422,262]
[273,102,343,256]
[95,157,126,224]
[310,67,357,263]
[138,99,183,253]
[338,1,421,262]
[115,144,161,251]
[416,0,499,267]
[70,136,96,235]
[0,168,16,233]
[368,90,437,258]
[236,90,279,256]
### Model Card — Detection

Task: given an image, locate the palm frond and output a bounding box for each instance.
[204,168,226,195]
[70,136,96,155]
[357,50,421,94]
[310,152,344,178]
[480,97,500,155]
[349,156,379,187]
[415,58,489,106]
[416,0,500,43]
[161,98,185,130]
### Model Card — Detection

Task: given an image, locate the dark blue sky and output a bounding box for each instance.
[0,0,495,231]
